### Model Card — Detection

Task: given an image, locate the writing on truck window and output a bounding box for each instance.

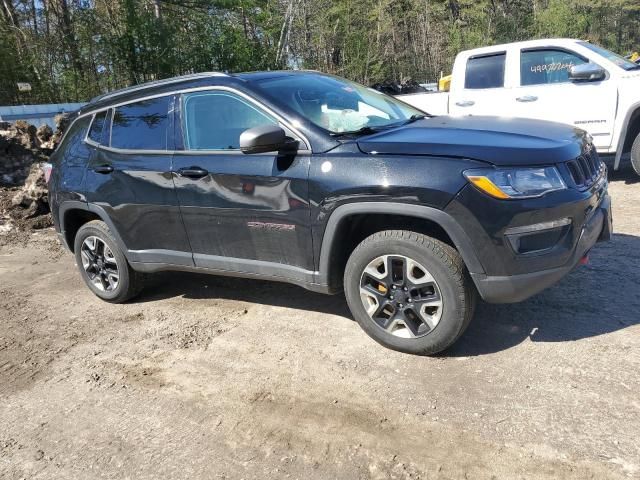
[520,49,586,86]
[529,62,575,74]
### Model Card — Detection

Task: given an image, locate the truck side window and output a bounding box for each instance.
[520,49,587,86]
[464,53,506,89]
[111,97,171,150]
[182,91,277,150]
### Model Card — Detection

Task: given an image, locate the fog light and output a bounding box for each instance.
[505,218,572,255]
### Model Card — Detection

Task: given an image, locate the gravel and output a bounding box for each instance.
[0,165,638,479]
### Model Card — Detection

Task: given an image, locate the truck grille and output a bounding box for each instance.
[566,146,603,189]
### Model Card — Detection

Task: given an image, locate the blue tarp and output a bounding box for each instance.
[0,103,85,129]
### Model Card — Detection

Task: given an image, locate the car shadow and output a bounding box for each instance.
[138,270,352,318]
[134,231,639,356]
[607,161,639,185]
[446,232,640,356]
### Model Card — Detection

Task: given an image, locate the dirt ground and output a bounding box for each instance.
[1,167,639,480]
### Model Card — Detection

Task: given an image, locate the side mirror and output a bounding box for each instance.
[569,63,606,82]
[240,124,289,154]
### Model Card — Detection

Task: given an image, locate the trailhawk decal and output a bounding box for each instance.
[247,221,295,231]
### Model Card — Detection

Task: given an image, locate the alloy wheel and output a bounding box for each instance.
[80,236,120,292]
[359,255,443,338]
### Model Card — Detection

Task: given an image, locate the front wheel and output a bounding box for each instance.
[344,230,476,355]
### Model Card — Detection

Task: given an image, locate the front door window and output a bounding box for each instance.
[182,91,277,150]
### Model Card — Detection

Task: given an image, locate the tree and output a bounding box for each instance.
[0,0,638,105]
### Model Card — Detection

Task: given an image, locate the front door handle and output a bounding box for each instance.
[516,95,538,103]
[93,165,114,174]
[176,166,209,179]
[455,100,475,107]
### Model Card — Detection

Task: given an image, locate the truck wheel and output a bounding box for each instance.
[73,220,144,303]
[631,132,640,176]
[344,230,476,355]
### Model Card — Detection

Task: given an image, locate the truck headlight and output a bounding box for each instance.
[464,167,566,199]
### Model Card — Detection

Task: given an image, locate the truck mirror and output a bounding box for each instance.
[569,63,606,82]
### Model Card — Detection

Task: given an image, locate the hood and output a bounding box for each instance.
[357,116,587,166]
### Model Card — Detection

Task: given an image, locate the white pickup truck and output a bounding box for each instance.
[397,38,640,175]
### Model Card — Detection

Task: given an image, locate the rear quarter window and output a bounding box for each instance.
[111,96,171,150]
[464,53,506,89]
[55,116,92,165]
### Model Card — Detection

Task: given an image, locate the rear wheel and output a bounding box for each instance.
[631,132,640,176]
[73,220,144,303]
[344,230,475,355]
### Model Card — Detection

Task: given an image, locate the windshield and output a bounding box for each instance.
[253,73,425,134]
[579,42,640,71]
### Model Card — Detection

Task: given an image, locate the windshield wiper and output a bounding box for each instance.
[329,126,381,137]
[403,113,429,124]
[330,114,430,137]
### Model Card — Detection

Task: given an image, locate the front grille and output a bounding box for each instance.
[566,146,603,189]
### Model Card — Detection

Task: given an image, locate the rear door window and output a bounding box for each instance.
[464,53,506,89]
[182,91,277,150]
[520,49,587,86]
[111,96,171,150]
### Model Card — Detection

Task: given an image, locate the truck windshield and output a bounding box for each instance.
[253,74,425,134]
[578,42,640,71]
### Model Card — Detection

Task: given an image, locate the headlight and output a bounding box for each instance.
[464,166,566,199]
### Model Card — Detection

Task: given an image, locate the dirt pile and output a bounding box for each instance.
[50,113,72,147]
[0,115,70,240]
[0,120,47,186]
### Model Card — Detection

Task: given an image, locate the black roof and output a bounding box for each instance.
[80,72,233,115]
[79,70,325,116]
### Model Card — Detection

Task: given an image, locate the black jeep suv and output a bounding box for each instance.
[48,71,612,355]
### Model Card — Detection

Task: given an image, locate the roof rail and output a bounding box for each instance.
[89,72,227,104]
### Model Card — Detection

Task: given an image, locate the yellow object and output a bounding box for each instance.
[439,75,452,92]
[631,52,640,62]
[466,176,510,199]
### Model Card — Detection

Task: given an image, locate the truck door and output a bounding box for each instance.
[512,47,617,149]
[449,51,514,116]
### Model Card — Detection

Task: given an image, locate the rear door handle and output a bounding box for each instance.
[176,166,209,179]
[455,100,475,107]
[516,95,538,102]
[93,165,114,174]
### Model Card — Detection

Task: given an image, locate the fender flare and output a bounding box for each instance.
[316,202,485,285]
[59,201,130,259]
[614,100,640,170]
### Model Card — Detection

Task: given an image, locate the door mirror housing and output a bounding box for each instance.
[569,63,606,82]
[240,124,289,154]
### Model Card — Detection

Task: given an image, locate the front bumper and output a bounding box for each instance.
[470,193,612,303]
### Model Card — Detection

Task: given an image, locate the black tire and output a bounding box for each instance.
[73,220,144,303]
[631,132,640,176]
[344,230,476,355]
